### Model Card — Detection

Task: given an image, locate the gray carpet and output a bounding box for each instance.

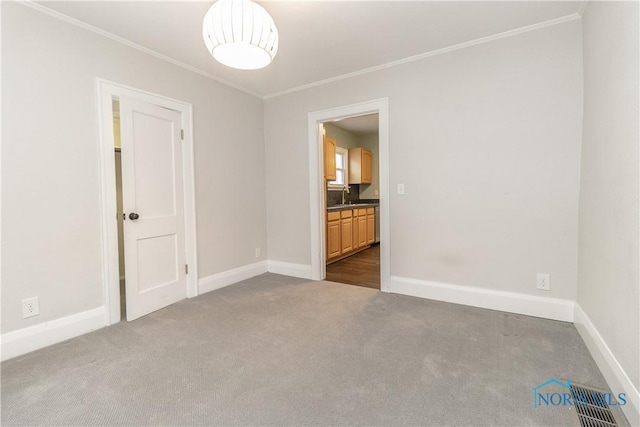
[1,273,611,426]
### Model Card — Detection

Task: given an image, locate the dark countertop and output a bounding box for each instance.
[327,202,379,212]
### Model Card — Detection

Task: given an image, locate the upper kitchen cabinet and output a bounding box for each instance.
[349,147,373,184]
[324,136,337,181]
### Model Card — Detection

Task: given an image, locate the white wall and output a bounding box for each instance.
[577,0,639,415]
[1,3,267,334]
[265,20,583,301]
[324,123,359,149]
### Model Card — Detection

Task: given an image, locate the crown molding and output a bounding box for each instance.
[17,0,263,99]
[17,1,582,102]
[263,13,581,99]
[577,1,588,17]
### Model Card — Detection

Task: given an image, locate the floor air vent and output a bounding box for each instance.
[569,384,624,427]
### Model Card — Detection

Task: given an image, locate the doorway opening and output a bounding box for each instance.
[112,99,127,320]
[322,115,380,289]
[307,98,390,292]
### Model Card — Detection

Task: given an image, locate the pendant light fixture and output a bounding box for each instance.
[202,0,278,70]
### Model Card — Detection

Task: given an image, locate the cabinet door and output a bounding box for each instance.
[348,147,373,184]
[362,149,373,184]
[348,148,362,183]
[341,218,353,253]
[366,213,375,244]
[324,136,336,181]
[327,220,341,259]
[352,211,359,249]
[358,215,367,247]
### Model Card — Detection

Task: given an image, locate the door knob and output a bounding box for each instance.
[129,212,140,220]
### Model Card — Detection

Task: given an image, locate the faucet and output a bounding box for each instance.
[341,185,349,205]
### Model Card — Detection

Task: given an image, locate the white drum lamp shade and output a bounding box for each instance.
[203,0,279,70]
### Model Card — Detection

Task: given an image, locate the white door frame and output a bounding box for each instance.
[96,79,198,325]
[307,98,390,291]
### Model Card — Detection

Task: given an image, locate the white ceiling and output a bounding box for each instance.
[36,1,583,98]
[331,114,379,136]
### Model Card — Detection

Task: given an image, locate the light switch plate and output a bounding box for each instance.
[397,183,405,195]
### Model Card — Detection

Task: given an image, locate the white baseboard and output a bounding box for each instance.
[574,303,640,426]
[198,261,268,295]
[389,276,574,322]
[267,261,313,280]
[1,306,106,362]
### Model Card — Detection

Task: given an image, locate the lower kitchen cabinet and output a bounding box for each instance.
[341,210,353,253]
[327,211,341,260]
[366,207,375,244]
[327,207,376,263]
[358,210,367,248]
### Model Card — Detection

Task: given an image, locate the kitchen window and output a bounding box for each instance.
[329,147,348,190]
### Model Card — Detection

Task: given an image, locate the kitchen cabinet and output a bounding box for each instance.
[327,211,341,260]
[352,209,359,250]
[349,147,372,184]
[324,136,336,181]
[326,206,376,264]
[340,210,353,253]
[366,207,375,244]
[357,209,367,248]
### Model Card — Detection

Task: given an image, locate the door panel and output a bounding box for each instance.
[136,234,179,292]
[120,97,186,321]
[132,113,177,217]
[341,218,353,253]
[363,150,373,183]
[367,214,375,244]
[324,136,336,181]
[352,213,358,249]
[327,220,341,259]
[358,216,367,247]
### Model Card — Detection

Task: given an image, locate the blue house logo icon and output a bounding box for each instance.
[530,379,572,408]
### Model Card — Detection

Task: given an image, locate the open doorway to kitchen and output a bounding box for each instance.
[307,98,390,292]
[323,115,380,289]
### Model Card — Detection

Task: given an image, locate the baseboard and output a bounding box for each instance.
[1,306,106,362]
[574,303,640,426]
[198,261,268,295]
[267,260,313,280]
[389,276,574,322]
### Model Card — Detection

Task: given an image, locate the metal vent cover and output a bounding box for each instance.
[569,383,627,427]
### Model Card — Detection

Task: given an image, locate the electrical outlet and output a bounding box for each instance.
[255,247,261,258]
[536,274,550,291]
[22,297,40,318]
[374,189,379,196]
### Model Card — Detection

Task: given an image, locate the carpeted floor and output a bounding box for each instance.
[1,273,612,426]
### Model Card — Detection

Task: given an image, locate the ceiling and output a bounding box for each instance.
[36,1,583,98]
[331,114,379,136]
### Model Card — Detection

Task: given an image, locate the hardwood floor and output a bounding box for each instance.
[326,244,380,289]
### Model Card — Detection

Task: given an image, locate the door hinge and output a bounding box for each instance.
[185,264,189,274]
[181,129,184,140]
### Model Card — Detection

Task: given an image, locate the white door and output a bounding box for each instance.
[119,97,187,321]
